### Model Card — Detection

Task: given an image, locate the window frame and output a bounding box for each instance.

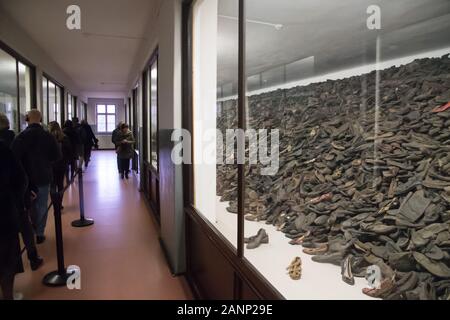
[142,48,159,172]
[182,0,283,300]
[96,103,116,133]
[0,40,37,132]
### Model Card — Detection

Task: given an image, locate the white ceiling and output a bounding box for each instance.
[217,0,450,88]
[1,0,449,98]
[0,0,160,97]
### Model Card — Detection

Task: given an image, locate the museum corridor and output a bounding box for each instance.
[14,151,192,300]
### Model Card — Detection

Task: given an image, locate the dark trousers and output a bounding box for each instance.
[84,145,92,165]
[51,167,66,196]
[119,158,130,175]
[18,208,38,261]
[68,159,77,182]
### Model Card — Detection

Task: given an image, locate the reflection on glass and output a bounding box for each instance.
[67,93,72,120]
[150,60,158,169]
[48,82,56,122]
[0,48,18,132]
[42,77,48,124]
[18,62,31,130]
[55,85,61,123]
[193,0,239,249]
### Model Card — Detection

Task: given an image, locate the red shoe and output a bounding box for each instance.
[432,102,450,113]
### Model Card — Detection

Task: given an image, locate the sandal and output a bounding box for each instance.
[287,257,302,280]
[303,243,328,255]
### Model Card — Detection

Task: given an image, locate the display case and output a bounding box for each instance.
[184,0,450,300]
[142,49,160,222]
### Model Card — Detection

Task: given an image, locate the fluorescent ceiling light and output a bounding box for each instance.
[219,15,283,30]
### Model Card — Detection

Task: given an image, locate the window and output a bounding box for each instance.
[96,104,116,133]
[18,62,32,131]
[189,0,450,300]
[78,101,87,120]
[0,47,33,132]
[42,76,63,124]
[66,93,73,120]
[0,48,18,132]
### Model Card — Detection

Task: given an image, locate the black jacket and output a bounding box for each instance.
[11,123,61,188]
[63,126,81,159]
[80,124,98,147]
[0,129,15,148]
[0,142,28,239]
[53,135,73,172]
[111,127,121,147]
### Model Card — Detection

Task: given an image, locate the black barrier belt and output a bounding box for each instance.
[20,167,81,256]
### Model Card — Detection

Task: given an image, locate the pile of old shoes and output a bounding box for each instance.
[287,257,302,280]
[217,54,450,299]
[245,228,269,249]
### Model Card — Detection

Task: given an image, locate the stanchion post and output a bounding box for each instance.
[71,167,94,227]
[43,192,72,286]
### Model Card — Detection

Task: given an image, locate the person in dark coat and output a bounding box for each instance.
[12,109,61,244]
[0,141,27,300]
[111,121,124,174]
[63,120,80,181]
[0,113,15,147]
[1,113,43,272]
[116,123,135,180]
[72,117,84,168]
[48,121,73,204]
[79,120,98,167]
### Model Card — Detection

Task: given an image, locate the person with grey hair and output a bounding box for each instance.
[0,113,15,147]
[12,109,61,244]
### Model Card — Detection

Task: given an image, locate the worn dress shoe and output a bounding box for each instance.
[246,229,269,249]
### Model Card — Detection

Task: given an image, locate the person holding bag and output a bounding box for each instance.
[116,123,135,180]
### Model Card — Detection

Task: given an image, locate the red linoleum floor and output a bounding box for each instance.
[14,151,192,300]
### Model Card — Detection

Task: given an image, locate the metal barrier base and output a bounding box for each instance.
[43,270,72,287]
[71,218,94,228]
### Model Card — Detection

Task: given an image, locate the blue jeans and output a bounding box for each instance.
[33,184,50,237]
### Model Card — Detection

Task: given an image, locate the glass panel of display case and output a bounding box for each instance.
[150,60,158,169]
[0,48,18,132]
[67,93,72,120]
[234,0,450,300]
[48,81,56,122]
[18,62,31,131]
[55,85,61,123]
[193,0,239,249]
[42,77,48,124]
[146,69,151,162]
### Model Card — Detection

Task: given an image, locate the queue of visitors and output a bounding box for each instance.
[0,110,99,300]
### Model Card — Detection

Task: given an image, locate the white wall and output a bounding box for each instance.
[124,0,185,273]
